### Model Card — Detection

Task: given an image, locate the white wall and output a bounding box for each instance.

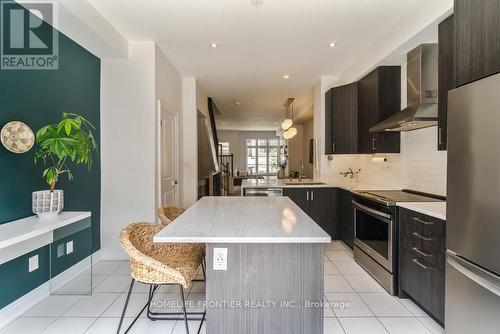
[101,42,156,258]
[287,125,304,173]
[302,118,314,178]
[180,78,197,207]
[101,42,183,258]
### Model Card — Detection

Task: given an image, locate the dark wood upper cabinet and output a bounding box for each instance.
[325,88,334,154]
[325,83,358,154]
[358,66,401,154]
[454,0,500,87]
[438,15,455,151]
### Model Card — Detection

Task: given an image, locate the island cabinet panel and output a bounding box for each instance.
[283,188,336,238]
[454,0,500,87]
[337,189,354,249]
[357,66,401,154]
[325,83,358,154]
[438,15,455,151]
[399,208,446,324]
[206,243,324,334]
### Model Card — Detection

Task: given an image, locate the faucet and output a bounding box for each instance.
[340,168,361,179]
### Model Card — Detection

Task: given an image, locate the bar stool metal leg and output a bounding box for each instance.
[117,278,135,334]
[179,284,189,334]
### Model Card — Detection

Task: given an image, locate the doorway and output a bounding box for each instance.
[157,100,179,209]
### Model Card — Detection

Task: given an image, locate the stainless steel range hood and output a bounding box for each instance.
[370,44,438,132]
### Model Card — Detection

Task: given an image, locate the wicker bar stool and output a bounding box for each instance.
[157,205,185,226]
[117,222,206,334]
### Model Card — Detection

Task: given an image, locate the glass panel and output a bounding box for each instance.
[246,139,256,146]
[258,165,267,174]
[220,142,230,154]
[355,210,389,260]
[50,222,92,295]
[248,166,256,174]
[258,139,268,146]
[268,139,279,146]
[247,148,256,165]
[269,164,278,173]
[269,147,278,157]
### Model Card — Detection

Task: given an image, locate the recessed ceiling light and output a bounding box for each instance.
[283,74,290,79]
[210,43,218,48]
[222,122,225,125]
[250,0,264,6]
[233,101,241,107]
[328,42,337,48]
[274,122,278,125]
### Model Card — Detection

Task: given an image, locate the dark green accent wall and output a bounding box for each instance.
[0,246,50,309]
[0,2,101,252]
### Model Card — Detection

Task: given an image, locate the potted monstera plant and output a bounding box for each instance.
[33,113,98,218]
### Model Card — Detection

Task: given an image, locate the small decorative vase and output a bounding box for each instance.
[277,168,286,179]
[32,190,64,219]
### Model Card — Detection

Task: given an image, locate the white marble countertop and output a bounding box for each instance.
[241,178,354,190]
[154,197,331,244]
[397,202,446,220]
[241,178,330,188]
[0,212,91,250]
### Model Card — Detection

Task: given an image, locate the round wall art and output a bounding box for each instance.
[1,121,35,154]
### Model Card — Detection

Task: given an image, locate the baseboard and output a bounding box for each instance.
[0,250,101,330]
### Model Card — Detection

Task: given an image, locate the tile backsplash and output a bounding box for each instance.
[321,127,447,196]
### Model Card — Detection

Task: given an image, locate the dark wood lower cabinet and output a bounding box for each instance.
[338,189,354,249]
[283,187,353,247]
[398,208,446,324]
[400,249,445,323]
[283,188,336,238]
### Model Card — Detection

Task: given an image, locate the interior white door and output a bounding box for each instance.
[158,100,179,207]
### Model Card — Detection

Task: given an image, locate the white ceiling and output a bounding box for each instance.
[87,0,452,130]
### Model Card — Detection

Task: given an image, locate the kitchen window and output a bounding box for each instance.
[246,138,283,175]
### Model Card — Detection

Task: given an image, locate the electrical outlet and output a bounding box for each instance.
[57,244,65,258]
[66,241,74,254]
[29,255,39,272]
[213,248,227,271]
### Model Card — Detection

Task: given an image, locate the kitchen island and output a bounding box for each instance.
[154,196,331,334]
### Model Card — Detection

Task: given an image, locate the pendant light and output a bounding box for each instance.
[282,98,297,139]
[281,102,293,130]
[287,126,297,137]
[281,98,296,133]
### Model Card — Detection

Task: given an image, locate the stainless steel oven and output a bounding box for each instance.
[352,199,395,293]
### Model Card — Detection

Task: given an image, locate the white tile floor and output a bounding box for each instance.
[1,241,444,334]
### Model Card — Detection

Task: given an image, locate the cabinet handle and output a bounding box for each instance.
[412,258,429,270]
[412,217,434,226]
[311,191,314,201]
[412,232,433,241]
[306,191,309,201]
[372,138,377,150]
[332,142,336,153]
[438,128,443,145]
[412,247,432,257]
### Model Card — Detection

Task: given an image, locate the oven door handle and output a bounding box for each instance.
[352,200,392,221]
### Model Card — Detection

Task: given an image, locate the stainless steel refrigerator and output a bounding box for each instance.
[446,72,500,333]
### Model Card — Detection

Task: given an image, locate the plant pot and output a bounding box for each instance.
[32,190,64,219]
